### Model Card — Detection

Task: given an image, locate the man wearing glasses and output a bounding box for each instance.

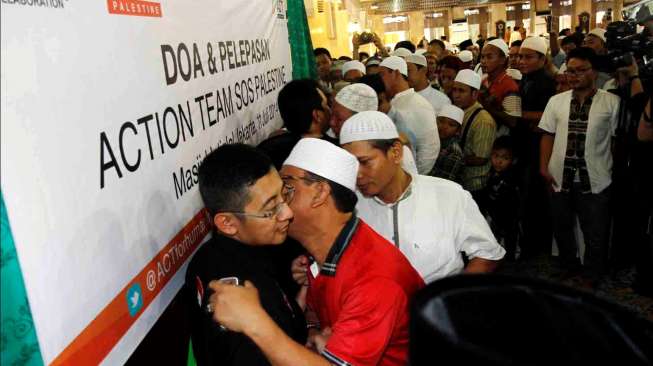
[184,143,307,365]
[539,47,620,288]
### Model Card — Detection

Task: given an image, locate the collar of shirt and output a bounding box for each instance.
[390,88,416,106]
[320,214,360,276]
[463,101,483,118]
[572,88,598,103]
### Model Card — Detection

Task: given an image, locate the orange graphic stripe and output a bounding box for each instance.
[51,209,210,365]
[107,0,162,18]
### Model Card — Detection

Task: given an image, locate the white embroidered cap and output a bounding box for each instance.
[342,60,366,77]
[379,56,408,76]
[339,111,399,145]
[335,84,379,113]
[454,69,482,90]
[437,104,465,125]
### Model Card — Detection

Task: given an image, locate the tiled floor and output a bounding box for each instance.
[496,254,653,321]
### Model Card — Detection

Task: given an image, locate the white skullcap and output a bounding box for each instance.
[342,60,366,77]
[379,56,408,76]
[392,47,412,58]
[506,68,522,81]
[283,138,359,192]
[559,35,567,41]
[458,50,474,63]
[588,28,607,43]
[335,84,378,113]
[366,58,381,67]
[521,36,548,55]
[454,69,481,90]
[406,53,427,67]
[487,38,509,56]
[415,48,427,55]
[437,104,464,125]
[339,111,399,145]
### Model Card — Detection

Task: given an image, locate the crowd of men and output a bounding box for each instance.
[183,19,653,366]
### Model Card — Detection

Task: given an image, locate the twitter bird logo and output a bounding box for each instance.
[126,283,144,317]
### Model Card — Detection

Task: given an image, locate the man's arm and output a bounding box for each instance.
[464,115,495,166]
[464,257,500,273]
[539,132,557,192]
[638,98,653,142]
[209,281,330,366]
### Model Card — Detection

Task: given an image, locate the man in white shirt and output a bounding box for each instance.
[340,110,505,283]
[378,56,440,174]
[405,53,451,115]
[539,47,619,288]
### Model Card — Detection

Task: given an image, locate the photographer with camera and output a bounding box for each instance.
[352,31,389,63]
[602,1,653,296]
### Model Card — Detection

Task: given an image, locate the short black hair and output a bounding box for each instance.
[566,47,598,69]
[394,40,416,53]
[438,55,464,71]
[368,138,401,153]
[314,47,331,58]
[359,52,370,60]
[429,39,445,49]
[561,33,582,47]
[560,28,571,36]
[510,40,523,48]
[304,172,358,213]
[492,135,516,155]
[339,55,353,61]
[198,144,273,216]
[358,73,385,94]
[278,79,322,135]
[459,39,473,50]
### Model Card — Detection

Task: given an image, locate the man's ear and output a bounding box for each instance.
[214,213,238,236]
[389,141,404,165]
[310,181,332,208]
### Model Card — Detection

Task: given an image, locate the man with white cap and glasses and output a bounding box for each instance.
[452,69,497,201]
[517,36,557,259]
[208,138,424,366]
[341,60,365,82]
[406,53,451,114]
[431,104,466,182]
[479,38,522,137]
[338,110,504,283]
[378,55,440,174]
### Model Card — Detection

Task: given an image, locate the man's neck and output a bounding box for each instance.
[377,168,412,204]
[487,68,506,82]
[573,86,597,104]
[390,82,410,100]
[413,78,430,92]
[297,211,352,266]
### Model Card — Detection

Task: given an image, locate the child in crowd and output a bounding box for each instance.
[483,136,521,260]
[430,104,464,182]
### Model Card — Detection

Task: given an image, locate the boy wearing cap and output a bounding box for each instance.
[209,138,424,366]
[338,111,504,283]
[431,104,465,182]
[452,69,497,198]
[406,53,451,114]
[341,60,366,82]
[378,56,440,175]
[479,38,522,137]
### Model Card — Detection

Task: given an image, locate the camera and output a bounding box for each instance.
[359,32,375,45]
[605,19,653,79]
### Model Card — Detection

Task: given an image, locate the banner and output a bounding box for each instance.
[0,1,292,364]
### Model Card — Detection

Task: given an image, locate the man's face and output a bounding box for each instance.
[229,169,294,246]
[425,54,438,81]
[565,57,596,91]
[452,82,477,110]
[439,67,457,94]
[342,140,400,197]
[561,42,576,55]
[481,45,506,75]
[329,101,354,136]
[314,88,331,134]
[582,35,606,54]
[316,54,332,80]
[437,116,461,140]
[278,165,320,240]
[378,66,398,95]
[343,69,364,82]
[491,148,513,173]
[508,46,520,68]
[406,63,426,88]
[518,48,545,75]
[428,43,444,58]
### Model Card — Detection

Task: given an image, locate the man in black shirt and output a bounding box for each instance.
[185,144,306,365]
[517,36,557,259]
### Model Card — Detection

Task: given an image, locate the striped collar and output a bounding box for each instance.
[320,215,359,276]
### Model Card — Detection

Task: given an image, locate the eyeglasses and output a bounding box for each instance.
[564,67,592,76]
[224,184,295,220]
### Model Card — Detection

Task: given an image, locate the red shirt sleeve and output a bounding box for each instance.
[322,279,409,366]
